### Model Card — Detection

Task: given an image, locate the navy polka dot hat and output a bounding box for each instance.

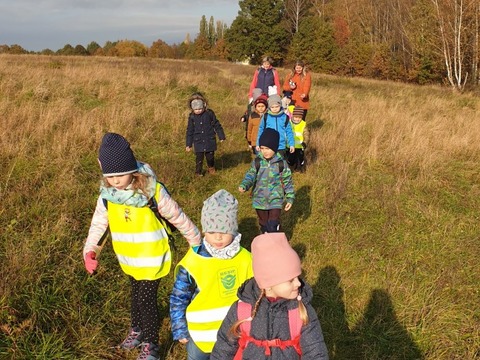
[98,132,138,176]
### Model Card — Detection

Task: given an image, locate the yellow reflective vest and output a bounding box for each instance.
[108,183,171,280]
[176,246,253,353]
[292,120,306,149]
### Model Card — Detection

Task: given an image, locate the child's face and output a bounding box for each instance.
[193,108,204,115]
[204,232,234,249]
[283,97,291,105]
[292,115,302,124]
[269,104,281,114]
[268,277,301,299]
[260,146,275,159]
[255,103,266,114]
[105,173,133,190]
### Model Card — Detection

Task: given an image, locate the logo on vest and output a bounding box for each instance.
[124,208,131,222]
[218,268,238,298]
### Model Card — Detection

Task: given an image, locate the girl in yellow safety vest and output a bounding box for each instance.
[83,132,201,360]
[170,189,253,360]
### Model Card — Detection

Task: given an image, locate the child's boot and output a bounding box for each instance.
[119,327,143,349]
[137,342,160,360]
[207,167,216,175]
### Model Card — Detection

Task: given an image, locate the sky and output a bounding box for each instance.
[0,0,240,52]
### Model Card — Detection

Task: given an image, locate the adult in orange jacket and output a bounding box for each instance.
[283,60,311,120]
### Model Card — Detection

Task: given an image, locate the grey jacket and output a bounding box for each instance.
[211,278,329,360]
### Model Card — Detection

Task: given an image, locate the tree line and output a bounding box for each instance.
[1,0,479,90]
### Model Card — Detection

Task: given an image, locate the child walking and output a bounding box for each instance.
[211,232,330,360]
[288,106,310,173]
[239,128,294,234]
[83,132,201,360]
[246,94,268,155]
[170,189,253,360]
[256,94,295,159]
[186,92,226,176]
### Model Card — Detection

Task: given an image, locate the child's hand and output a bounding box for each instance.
[238,187,246,193]
[186,146,191,152]
[256,146,260,152]
[289,146,295,153]
[285,203,292,211]
[179,338,189,344]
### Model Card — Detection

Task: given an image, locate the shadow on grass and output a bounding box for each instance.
[215,150,252,170]
[282,185,312,240]
[307,118,325,130]
[312,266,423,360]
[238,216,260,250]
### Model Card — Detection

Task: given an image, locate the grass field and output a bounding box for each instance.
[0,54,479,359]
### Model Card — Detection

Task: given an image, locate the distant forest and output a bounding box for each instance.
[2,0,479,90]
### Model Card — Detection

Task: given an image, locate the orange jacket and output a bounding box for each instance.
[282,72,311,109]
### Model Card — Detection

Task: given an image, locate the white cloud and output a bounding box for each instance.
[0,0,238,51]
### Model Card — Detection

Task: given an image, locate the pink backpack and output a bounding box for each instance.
[233,301,303,359]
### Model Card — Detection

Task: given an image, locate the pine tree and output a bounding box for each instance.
[224,0,289,64]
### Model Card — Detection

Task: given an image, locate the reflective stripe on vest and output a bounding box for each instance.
[292,120,306,148]
[108,183,171,280]
[177,246,253,353]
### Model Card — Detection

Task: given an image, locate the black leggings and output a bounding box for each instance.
[195,151,214,174]
[130,277,161,344]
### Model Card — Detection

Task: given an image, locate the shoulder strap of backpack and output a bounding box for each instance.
[233,301,252,360]
[237,301,252,335]
[150,181,177,250]
[254,157,261,173]
[262,113,268,128]
[288,307,302,340]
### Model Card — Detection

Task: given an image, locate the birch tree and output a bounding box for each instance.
[284,0,309,35]
[431,0,480,90]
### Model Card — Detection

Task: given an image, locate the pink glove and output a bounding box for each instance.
[84,251,98,274]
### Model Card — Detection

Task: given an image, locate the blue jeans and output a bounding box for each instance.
[186,339,210,360]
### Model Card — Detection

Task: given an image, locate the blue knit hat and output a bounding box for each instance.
[259,128,280,153]
[98,133,138,176]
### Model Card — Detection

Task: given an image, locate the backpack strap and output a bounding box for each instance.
[234,301,253,360]
[234,301,303,358]
[147,182,177,250]
[253,156,284,193]
[288,307,302,340]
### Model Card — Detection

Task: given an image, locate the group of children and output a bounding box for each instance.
[83,131,328,359]
[184,88,309,235]
[243,89,310,173]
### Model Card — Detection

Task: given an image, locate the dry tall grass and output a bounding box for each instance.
[0,54,479,359]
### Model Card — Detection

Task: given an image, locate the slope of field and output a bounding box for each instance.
[0,54,479,359]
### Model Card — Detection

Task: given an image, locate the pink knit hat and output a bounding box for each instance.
[251,233,302,289]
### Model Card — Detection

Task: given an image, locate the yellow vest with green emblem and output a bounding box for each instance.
[108,183,171,280]
[176,247,253,353]
[292,120,306,148]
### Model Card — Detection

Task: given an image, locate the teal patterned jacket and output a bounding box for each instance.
[240,153,294,209]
